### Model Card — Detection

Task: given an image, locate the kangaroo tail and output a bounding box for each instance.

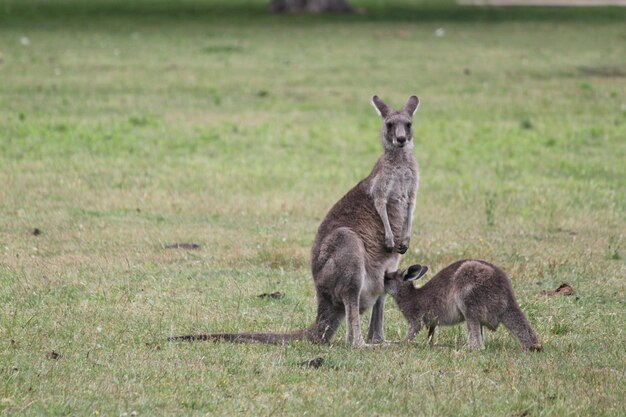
[168,327,314,345]
[501,304,543,351]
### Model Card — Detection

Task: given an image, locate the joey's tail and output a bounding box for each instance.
[501,304,543,351]
[168,327,315,344]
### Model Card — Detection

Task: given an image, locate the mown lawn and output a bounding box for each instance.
[0,0,624,415]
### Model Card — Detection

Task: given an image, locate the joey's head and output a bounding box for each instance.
[384,264,429,299]
[371,95,420,152]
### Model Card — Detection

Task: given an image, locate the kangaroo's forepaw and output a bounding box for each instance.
[384,235,395,253]
[398,237,410,254]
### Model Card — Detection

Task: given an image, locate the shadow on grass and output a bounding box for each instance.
[1,0,625,26]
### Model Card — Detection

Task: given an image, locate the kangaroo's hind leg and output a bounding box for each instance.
[500,304,543,351]
[344,295,366,347]
[339,256,367,347]
[367,295,386,344]
[467,319,485,350]
[319,227,368,347]
[311,293,345,344]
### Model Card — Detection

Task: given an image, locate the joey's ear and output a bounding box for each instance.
[371,95,392,118]
[402,95,420,117]
[403,265,429,282]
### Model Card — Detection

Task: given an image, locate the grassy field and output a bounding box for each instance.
[1,0,625,415]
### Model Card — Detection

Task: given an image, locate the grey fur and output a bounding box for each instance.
[384,260,543,351]
[170,95,421,347]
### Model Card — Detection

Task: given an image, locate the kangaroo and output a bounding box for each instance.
[384,260,543,351]
[170,95,421,347]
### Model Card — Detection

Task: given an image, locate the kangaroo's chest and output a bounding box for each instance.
[384,168,417,214]
[366,160,418,228]
[393,169,416,198]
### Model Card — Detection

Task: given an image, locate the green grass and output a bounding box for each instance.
[1,0,625,415]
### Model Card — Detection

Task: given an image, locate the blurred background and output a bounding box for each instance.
[0,0,624,415]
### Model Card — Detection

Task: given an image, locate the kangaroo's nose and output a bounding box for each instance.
[396,125,407,144]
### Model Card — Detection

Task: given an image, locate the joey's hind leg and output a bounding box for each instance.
[367,295,386,344]
[467,319,485,350]
[500,305,543,351]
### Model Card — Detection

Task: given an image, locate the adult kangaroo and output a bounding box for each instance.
[170,95,421,347]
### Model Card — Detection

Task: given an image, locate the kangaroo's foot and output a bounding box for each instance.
[352,341,383,349]
[349,335,367,348]
[367,336,386,344]
[380,340,402,346]
[366,337,398,345]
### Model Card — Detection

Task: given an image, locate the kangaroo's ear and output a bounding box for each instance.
[371,95,392,118]
[403,265,429,282]
[402,95,420,117]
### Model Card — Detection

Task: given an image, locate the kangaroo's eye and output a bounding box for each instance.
[407,123,412,129]
[386,122,393,130]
